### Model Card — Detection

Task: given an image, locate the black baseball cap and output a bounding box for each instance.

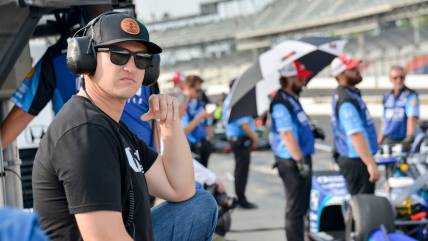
[87,12,162,54]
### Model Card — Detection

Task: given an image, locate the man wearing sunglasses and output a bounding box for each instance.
[32,13,217,241]
[331,55,380,195]
[378,65,419,150]
[0,6,158,151]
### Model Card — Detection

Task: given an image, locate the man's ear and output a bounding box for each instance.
[335,73,346,82]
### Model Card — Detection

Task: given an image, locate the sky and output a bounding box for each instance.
[136,0,206,22]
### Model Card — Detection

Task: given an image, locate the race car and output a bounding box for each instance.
[308,121,428,241]
[308,170,424,241]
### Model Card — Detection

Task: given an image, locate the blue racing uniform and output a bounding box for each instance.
[269,90,314,159]
[122,85,159,149]
[268,88,314,241]
[223,95,256,139]
[382,87,419,142]
[331,85,378,194]
[11,38,79,115]
[181,98,208,144]
[181,98,212,167]
[223,94,257,203]
[332,86,378,158]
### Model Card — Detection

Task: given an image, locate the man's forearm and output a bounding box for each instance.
[350,132,376,167]
[159,120,195,198]
[0,105,34,148]
[378,122,384,144]
[280,131,303,160]
[407,116,417,137]
[183,116,201,134]
[241,123,258,141]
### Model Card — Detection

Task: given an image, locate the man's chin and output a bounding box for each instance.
[394,84,404,90]
[350,78,362,86]
[112,91,139,101]
[114,87,141,99]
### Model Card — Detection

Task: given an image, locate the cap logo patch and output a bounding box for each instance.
[120,18,140,35]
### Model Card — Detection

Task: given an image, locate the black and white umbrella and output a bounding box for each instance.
[226,36,346,122]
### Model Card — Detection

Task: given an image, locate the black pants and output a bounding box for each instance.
[275,156,312,241]
[190,139,213,167]
[337,156,375,195]
[230,138,252,202]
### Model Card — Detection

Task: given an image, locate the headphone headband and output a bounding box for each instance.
[73,11,120,38]
[67,10,161,85]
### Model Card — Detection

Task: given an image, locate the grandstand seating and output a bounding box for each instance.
[148,0,428,89]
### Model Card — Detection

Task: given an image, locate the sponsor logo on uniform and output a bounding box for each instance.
[297,111,308,124]
[128,87,145,104]
[125,147,144,173]
[273,106,285,118]
[397,97,407,106]
[343,107,353,119]
[385,108,404,120]
[121,18,140,35]
[24,67,35,80]
[385,95,394,107]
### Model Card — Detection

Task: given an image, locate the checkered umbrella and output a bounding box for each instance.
[226,36,346,122]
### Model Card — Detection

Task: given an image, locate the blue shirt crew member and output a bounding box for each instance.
[181,75,213,167]
[0,38,78,148]
[330,55,380,195]
[269,62,316,241]
[11,38,79,115]
[223,88,259,209]
[270,97,315,159]
[379,65,420,148]
[182,98,208,144]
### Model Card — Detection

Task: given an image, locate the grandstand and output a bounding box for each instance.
[146,0,428,93]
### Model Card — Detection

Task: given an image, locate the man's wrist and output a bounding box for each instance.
[366,157,377,168]
[195,115,203,123]
[293,155,304,162]
[159,120,182,133]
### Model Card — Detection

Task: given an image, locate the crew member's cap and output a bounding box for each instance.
[172,71,186,86]
[87,12,162,54]
[279,61,312,78]
[330,54,361,77]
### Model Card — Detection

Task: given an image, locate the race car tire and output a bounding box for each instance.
[347,194,395,241]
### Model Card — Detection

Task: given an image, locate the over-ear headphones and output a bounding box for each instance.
[66,11,160,86]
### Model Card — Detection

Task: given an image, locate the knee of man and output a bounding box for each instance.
[191,189,218,213]
[188,190,218,231]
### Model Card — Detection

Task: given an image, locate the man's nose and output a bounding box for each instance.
[123,55,137,71]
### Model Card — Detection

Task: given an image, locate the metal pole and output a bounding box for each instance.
[0,100,23,208]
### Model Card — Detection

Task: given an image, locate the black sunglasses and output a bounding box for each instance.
[97,47,152,69]
[391,75,405,80]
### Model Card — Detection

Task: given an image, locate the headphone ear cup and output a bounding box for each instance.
[142,54,160,86]
[67,37,97,75]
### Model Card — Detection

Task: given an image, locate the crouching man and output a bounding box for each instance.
[32,12,217,241]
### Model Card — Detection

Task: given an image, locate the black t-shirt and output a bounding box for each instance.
[32,95,158,241]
